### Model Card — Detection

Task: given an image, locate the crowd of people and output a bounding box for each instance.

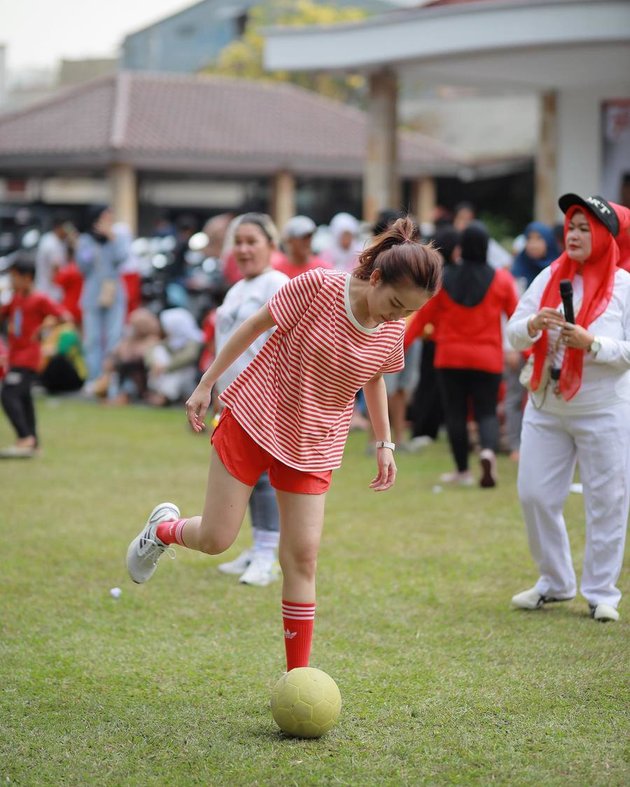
[2,192,629,658]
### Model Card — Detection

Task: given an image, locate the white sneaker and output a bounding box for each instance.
[406,436,434,452]
[590,603,619,622]
[126,502,180,584]
[239,553,278,587]
[479,448,497,488]
[0,444,36,459]
[511,586,574,610]
[218,548,253,576]
[439,470,474,487]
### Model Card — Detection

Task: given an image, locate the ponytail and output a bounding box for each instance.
[353,216,442,294]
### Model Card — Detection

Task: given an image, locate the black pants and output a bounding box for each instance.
[1,367,38,443]
[41,355,84,394]
[408,340,443,440]
[437,368,502,472]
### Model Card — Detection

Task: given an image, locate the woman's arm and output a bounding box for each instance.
[363,374,397,492]
[186,304,276,431]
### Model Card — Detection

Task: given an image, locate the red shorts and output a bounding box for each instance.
[211,408,332,495]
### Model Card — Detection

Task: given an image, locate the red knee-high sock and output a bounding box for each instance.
[282,600,316,671]
[155,519,187,546]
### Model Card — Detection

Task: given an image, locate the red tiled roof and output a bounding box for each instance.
[0,71,461,176]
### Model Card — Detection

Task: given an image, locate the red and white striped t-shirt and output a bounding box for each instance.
[220,269,404,471]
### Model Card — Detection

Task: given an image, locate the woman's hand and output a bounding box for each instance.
[185,382,213,432]
[560,323,594,350]
[528,307,565,335]
[369,447,397,492]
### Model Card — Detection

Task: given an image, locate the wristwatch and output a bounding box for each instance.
[375,440,396,451]
[589,337,602,356]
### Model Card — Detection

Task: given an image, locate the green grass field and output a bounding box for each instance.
[1,397,628,786]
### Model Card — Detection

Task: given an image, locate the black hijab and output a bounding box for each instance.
[86,204,110,245]
[442,221,495,307]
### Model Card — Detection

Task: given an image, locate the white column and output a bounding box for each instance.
[271,170,295,231]
[535,91,557,226]
[109,163,138,235]
[411,176,436,228]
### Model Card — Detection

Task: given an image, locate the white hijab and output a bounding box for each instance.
[160,308,203,351]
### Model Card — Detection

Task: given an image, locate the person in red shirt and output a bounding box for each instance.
[54,260,83,325]
[126,217,443,674]
[0,254,67,457]
[273,215,332,280]
[406,221,519,488]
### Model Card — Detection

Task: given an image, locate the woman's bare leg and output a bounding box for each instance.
[275,490,326,669]
[276,490,327,601]
[179,450,254,554]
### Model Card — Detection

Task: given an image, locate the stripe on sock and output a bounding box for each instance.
[282,601,316,620]
[156,518,187,546]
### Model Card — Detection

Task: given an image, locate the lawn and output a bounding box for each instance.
[1,396,628,786]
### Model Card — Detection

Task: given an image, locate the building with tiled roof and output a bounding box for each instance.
[0,71,463,233]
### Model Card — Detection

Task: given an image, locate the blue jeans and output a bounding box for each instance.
[83,299,127,381]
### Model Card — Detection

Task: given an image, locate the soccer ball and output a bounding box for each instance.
[270,667,342,738]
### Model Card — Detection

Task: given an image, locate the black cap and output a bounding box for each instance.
[558,193,619,236]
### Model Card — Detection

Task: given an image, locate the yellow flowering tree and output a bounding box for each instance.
[205,0,368,103]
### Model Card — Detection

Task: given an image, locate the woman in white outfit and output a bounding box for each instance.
[507,193,630,622]
[214,214,288,586]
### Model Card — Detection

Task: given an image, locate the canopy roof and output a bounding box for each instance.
[264,0,630,91]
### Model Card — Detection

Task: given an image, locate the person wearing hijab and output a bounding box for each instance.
[320,212,363,272]
[76,206,130,385]
[405,221,519,487]
[146,307,203,406]
[504,222,562,459]
[511,222,560,290]
[507,194,630,623]
[406,224,461,450]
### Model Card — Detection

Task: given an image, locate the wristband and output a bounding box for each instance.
[375,440,395,451]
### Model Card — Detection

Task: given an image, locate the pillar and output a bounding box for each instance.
[411,176,437,228]
[271,170,296,232]
[535,91,557,225]
[109,162,138,235]
[364,68,399,224]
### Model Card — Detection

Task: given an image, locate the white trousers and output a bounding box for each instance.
[517,401,630,608]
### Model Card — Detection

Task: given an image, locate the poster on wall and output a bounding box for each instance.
[602,100,630,206]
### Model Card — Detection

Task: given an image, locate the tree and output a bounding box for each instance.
[205,0,368,104]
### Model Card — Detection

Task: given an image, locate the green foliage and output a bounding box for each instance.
[206,0,367,103]
[1,398,628,785]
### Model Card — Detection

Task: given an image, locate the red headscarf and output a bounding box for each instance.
[530,204,619,400]
[610,201,630,273]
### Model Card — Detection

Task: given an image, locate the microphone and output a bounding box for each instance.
[559,279,575,324]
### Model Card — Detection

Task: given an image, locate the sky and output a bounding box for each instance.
[0,0,200,72]
[0,0,418,74]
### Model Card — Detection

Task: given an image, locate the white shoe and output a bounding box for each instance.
[439,470,474,487]
[406,436,434,452]
[239,553,278,587]
[126,502,180,584]
[511,586,574,610]
[590,603,619,622]
[0,444,36,459]
[218,548,253,576]
[479,448,497,488]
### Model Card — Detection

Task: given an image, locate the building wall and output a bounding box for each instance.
[557,84,630,212]
[122,1,242,73]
